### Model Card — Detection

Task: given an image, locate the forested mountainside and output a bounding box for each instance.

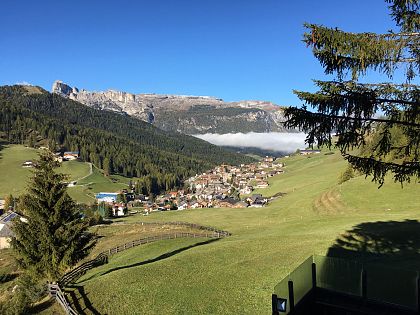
[52,80,290,134]
[0,85,254,194]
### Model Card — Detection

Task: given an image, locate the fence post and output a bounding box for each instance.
[311,262,317,289]
[272,294,280,315]
[417,273,420,313]
[361,269,367,300]
[288,280,295,312]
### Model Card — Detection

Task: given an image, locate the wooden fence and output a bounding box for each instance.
[47,283,78,315]
[48,221,231,315]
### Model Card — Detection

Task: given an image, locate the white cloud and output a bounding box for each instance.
[15,81,33,86]
[193,132,307,153]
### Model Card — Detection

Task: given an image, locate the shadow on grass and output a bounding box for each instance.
[327,219,420,269]
[318,220,420,308]
[0,273,18,284]
[80,238,220,283]
[102,238,220,276]
[29,296,57,314]
[65,285,104,315]
[66,238,219,313]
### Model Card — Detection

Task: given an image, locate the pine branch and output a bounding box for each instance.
[296,81,420,118]
[285,107,420,128]
[385,0,420,33]
[297,90,418,107]
[319,80,420,89]
[379,32,420,37]
[304,23,419,79]
[344,153,420,186]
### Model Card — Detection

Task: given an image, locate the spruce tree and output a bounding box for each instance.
[284,0,419,186]
[10,151,95,281]
[4,194,14,211]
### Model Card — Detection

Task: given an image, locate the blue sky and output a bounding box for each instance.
[0,0,400,106]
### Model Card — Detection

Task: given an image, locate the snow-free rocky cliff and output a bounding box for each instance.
[52,80,289,134]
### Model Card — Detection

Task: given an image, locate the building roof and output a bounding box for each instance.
[96,192,119,198]
[300,149,321,153]
[0,224,13,238]
[250,194,263,201]
[0,211,20,238]
[222,197,238,205]
[0,211,18,223]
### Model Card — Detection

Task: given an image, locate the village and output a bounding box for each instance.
[94,156,286,217]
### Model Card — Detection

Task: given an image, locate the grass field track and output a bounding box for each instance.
[313,188,346,215]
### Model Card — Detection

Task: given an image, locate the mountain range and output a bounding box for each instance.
[52,80,288,134]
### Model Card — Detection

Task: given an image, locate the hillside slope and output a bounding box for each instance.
[71,151,420,314]
[0,85,254,195]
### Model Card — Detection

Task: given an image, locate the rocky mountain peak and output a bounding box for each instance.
[52,80,78,97]
[51,80,288,134]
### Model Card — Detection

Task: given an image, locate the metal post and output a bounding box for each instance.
[311,262,317,289]
[272,294,280,315]
[288,280,295,312]
[362,269,367,300]
[417,274,420,313]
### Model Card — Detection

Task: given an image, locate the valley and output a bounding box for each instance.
[2,1,419,314]
[33,151,420,313]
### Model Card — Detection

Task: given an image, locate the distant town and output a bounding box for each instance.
[95,155,288,216]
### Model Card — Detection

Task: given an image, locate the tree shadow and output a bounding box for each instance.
[101,238,220,276]
[65,285,104,315]
[65,238,219,313]
[318,220,420,309]
[81,238,220,283]
[29,296,57,314]
[0,273,18,284]
[327,219,420,269]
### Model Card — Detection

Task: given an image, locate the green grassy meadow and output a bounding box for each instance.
[0,145,131,203]
[59,160,91,181]
[0,145,39,197]
[71,151,420,314]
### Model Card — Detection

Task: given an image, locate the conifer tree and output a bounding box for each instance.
[4,194,14,211]
[284,0,419,186]
[10,152,95,281]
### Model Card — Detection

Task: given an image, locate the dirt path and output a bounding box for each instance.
[76,162,93,182]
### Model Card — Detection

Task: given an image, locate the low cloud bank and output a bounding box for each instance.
[193,132,307,153]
